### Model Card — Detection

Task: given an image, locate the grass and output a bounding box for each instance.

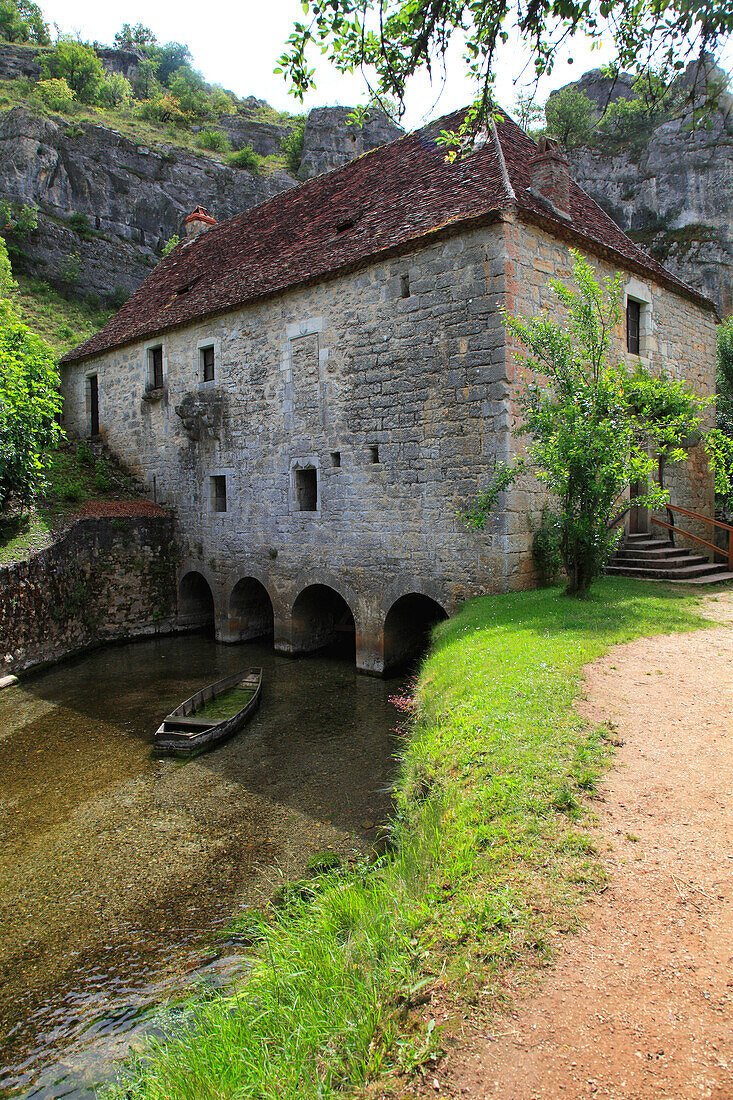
[0,441,139,565]
[194,686,256,721]
[105,579,713,1100]
[11,275,113,355]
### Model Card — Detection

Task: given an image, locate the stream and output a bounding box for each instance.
[0,635,401,1098]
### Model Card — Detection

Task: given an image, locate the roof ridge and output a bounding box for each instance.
[490,113,515,202]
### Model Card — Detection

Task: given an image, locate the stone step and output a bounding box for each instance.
[619,539,674,551]
[614,549,702,563]
[613,554,708,569]
[667,571,733,586]
[606,561,732,580]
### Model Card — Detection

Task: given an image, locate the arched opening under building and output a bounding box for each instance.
[291,584,356,661]
[383,593,448,674]
[228,577,274,642]
[178,571,215,633]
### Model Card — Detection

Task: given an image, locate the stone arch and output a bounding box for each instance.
[383,592,448,673]
[227,576,275,642]
[291,582,356,659]
[178,570,215,632]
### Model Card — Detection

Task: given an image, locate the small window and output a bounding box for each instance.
[201,345,215,382]
[369,445,380,464]
[400,273,410,298]
[626,299,641,356]
[149,345,163,389]
[210,475,227,513]
[88,374,99,437]
[295,467,318,511]
[330,451,341,468]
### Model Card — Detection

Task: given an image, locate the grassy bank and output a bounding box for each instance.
[109,580,712,1100]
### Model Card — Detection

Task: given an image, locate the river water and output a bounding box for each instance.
[0,635,400,1099]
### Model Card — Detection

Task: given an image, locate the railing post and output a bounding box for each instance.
[729,531,733,572]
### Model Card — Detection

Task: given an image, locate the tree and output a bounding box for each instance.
[279,0,732,139]
[0,240,61,511]
[97,73,132,109]
[153,41,192,87]
[0,0,50,45]
[545,87,593,146]
[114,22,157,52]
[169,65,210,119]
[41,39,105,105]
[512,91,544,134]
[465,252,704,595]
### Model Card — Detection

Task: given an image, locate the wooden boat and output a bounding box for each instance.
[154,667,262,755]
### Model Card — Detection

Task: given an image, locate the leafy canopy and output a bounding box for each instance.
[466,252,705,595]
[0,0,49,45]
[0,238,62,510]
[41,39,105,105]
[279,0,731,137]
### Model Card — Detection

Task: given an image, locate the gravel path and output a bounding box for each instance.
[426,591,733,1100]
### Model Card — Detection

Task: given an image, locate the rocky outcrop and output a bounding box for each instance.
[0,106,297,299]
[550,62,733,315]
[0,41,144,83]
[298,106,403,179]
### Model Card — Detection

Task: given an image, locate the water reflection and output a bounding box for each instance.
[0,635,400,1098]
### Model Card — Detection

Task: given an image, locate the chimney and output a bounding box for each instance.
[184,206,217,240]
[529,137,570,220]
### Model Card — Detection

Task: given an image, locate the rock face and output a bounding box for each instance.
[550,62,733,315]
[298,106,403,179]
[0,106,297,299]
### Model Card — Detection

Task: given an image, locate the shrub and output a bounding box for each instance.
[0,201,38,237]
[137,92,186,126]
[195,128,231,153]
[282,117,305,174]
[210,87,235,115]
[96,73,132,109]
[41,39,105,105]
[106,286,130,308]
[67,212,92,239]
[161,234,179,257]
[93,457,113,492]
[228,144,260,172]
[36,77,76,112]
[169,64,210,119]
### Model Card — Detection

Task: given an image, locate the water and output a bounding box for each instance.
[0,635,401,1098]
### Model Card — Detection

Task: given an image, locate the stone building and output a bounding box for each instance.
[60,109,718,674]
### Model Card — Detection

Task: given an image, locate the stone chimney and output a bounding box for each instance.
[184,206,217,240]
[529,137,570,220]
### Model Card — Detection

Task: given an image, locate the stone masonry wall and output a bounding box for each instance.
[503,213,718,556]
[0,514,177,676]
[61,224,511,670]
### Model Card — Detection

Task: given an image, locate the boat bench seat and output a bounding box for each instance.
[162,716,218,731]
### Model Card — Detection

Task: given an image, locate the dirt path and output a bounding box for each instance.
[429,592,733,1100]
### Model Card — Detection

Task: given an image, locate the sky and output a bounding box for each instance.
[38,0,732,129]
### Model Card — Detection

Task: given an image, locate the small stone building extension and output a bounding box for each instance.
[60,109,718,674]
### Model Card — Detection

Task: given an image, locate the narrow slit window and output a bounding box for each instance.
[201,345,215,382]
[400,272,410,298]
[88,374,99,436]
[295,467,318,511]
[330,451,341,468]
[369,445,380,464]
[626,299,641,356]
[149,345,163,389]
[211,475,227,513]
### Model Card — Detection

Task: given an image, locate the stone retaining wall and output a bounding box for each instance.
[0,513,177,676]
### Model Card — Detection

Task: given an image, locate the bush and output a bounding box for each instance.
[169,64,209,119]
[96,73,132,109]
[195,128,231,153]
[228,144,260,172]
[106,286,130,308]
[0,200,38,237]
[137,92,186,126]
[93,457,113,492]
[41,39,105,105]
[161,234,179,257]
[35,77,76,112]
[67,212,93,239]
[282,117,305,174]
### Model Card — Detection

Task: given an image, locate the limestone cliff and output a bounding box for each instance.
[549,63,733,316]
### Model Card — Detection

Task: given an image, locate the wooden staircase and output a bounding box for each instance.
[607,533,733,585]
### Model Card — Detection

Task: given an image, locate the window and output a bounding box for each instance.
[210,475,227,513]
[369,445,380,464]
[330,451,341,468]
[201,345,215,382]
[294,467,318,511]
[400,272,410,298]
[626,299,641,356]
[149,345,163,389]
[88,374,99,436]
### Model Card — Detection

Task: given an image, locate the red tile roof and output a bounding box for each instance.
[62,109,715,366]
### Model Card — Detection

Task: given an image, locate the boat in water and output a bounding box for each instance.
[154,667,262,755]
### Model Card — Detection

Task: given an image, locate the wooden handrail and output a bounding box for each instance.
[662,502,733,536]
[650,503,733,571]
